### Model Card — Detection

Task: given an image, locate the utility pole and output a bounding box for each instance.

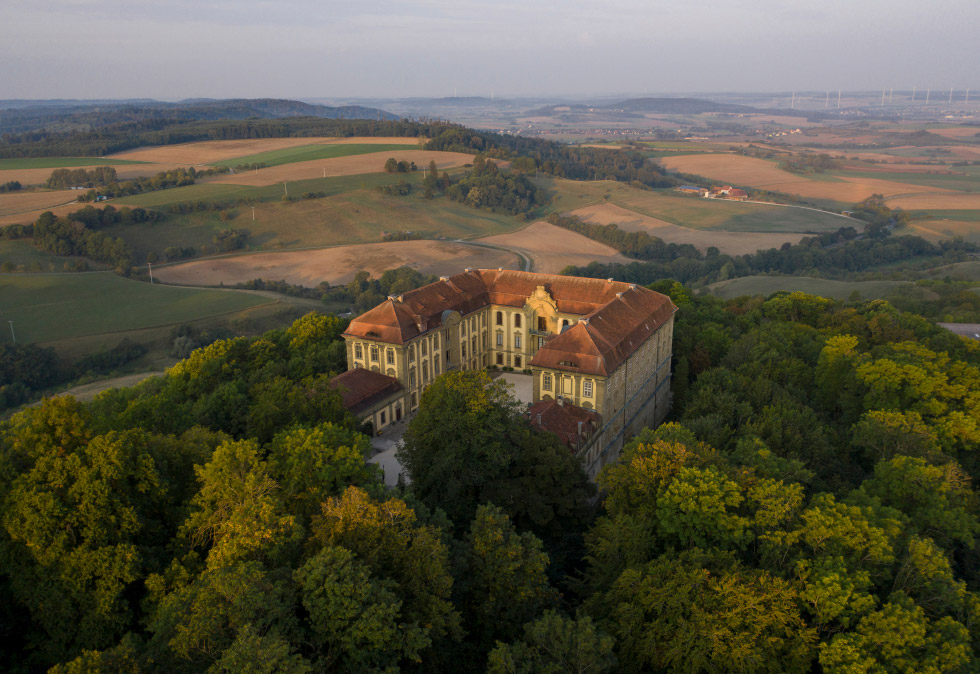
[284,182,288,197]
[8,321,14,344]
[148,261,153,284]
[252,206,256,221]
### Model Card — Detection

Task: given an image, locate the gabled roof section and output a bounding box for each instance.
[530,284,676,376]
[329,368,402,416]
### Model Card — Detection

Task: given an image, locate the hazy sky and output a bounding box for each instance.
[2,0,978,100]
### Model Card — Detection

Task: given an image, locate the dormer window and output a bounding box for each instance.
[558,360,578,368]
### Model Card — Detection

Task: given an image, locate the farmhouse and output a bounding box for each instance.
[334,269,676,478]
[705,185,749,201]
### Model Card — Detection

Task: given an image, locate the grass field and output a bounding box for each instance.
[706,275,910,300]
[0,239,100,272]
[0,157,147,169]
[109,175,525,257]
[0,273,272,343]
[210,143,417,168]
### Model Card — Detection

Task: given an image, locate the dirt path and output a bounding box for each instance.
[44,371,165,403]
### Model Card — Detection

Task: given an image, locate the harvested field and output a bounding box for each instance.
[569,203,806,255]
[0,201,83,227]
[209,143,417,169]
[154,240,520,287]
[929,127,980,140]
[208,151,476,186]
[477,221,630,273]
[0,190,78,217]
[109,137,423,165]
[657,153,955,202]
[0,273,270,343]
[886,193,980,210]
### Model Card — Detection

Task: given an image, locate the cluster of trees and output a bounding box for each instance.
[779,152,844,174]
[381,230,423,241]
[45,166,117,189]
[376,179,412,196]
[0,343,61,411]
[0,338,150,412]
[33,210,133,269]
[421,159,451,199]
[162,245,196,261]
[547,212,699,261]
[77,168,200,201]
[212,228,250,252]
[326,267,438,313]
[383,157,416,173]
[446,157,539,215]
[0,180,22,192]
[5,288,980,673]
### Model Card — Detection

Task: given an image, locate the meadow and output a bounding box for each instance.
[109,173,525,257]
[0,272,272,343]
[0,157,147,169]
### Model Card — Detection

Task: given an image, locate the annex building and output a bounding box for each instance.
[334,269,676,478]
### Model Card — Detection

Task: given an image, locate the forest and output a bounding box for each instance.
[2,282,980,673]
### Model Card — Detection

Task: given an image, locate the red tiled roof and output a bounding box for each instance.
[329,368,402,416]
[343,270,676,375]
[529,284,676,376]
[528,398,601,449]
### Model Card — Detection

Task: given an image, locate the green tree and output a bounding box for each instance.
[455,505,557,649]
[486,611,615,674]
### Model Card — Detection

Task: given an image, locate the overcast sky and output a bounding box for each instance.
[2,0,978,100]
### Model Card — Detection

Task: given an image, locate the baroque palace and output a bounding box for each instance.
[331,269,676,478]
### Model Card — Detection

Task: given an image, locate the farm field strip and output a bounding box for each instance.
[0,189,79,216]
[108,136,422,165]
[0,157,148,170]
[153,240,520,287]
[209,143,418,168]
[206,150,477,186]
[0,273,271,343]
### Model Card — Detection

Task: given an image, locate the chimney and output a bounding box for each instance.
[464,268,472,272]
[577,420,583,435]
[606,278,614,283]
[615,292,623,297]
[579,318,590,325]
[536,413,542,425]
[629,283,637,289]
[439,276,449,281]
[557,397,564,407]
